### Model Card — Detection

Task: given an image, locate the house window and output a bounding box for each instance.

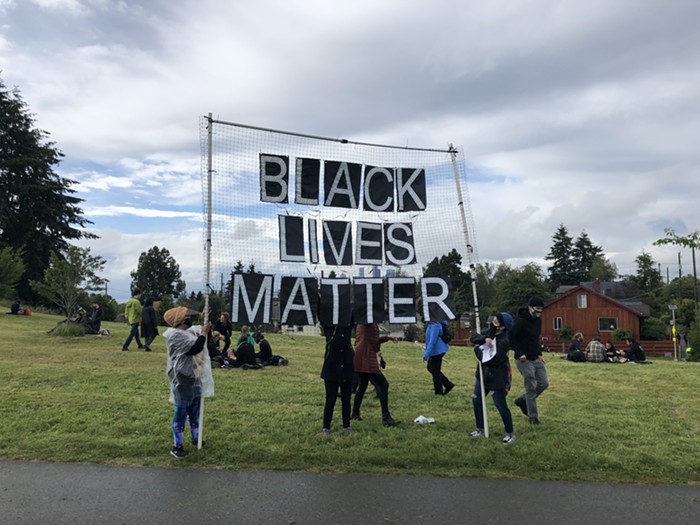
[577,294,588,308]
[598,318,618,331]
[553,317,563,330]
[296,326,304,332]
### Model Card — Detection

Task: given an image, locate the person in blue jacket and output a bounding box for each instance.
[423,320,455,395]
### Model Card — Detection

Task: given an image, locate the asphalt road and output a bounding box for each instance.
[1,460,698,524]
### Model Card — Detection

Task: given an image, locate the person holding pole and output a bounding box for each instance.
[469,313,515,443]
[163,306,211,459]
[511,296,549,426]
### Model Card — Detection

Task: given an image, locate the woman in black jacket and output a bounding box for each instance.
[140,297,159,352]
[469,312,515,444]
[320,323,355,436]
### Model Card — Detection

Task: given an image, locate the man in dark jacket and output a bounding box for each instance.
[510,296,549,425]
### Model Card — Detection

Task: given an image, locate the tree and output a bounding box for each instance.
[130,246,185,299]
[0,246,25,298]
[590,255,618,282]
[632,250,663,294]
[493,262,549,315]
[545,224,576,288]
[30,246,106,317]
[653,228,700,306]
[0,76,95,302]
[422,248,472,316]
[571,231,603,283]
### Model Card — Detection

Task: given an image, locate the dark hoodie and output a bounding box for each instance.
[509,306,542,361]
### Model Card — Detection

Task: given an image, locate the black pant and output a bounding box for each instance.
[323,380,352,429]
[427,354,453,394]
[353,372,390,419]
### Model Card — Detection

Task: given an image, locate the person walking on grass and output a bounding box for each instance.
[121,289,144,351]
[351,323,400,427]
[423,320,455,395]
[469,312,515,444]
[510,296,549,426]
[320,322,355,437]
[140,297,159,352]
[163,306,210,459]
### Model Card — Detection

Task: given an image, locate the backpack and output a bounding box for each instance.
[439,323,453,344]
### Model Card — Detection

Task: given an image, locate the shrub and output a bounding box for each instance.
[49,323,86,337]
[611,327,633,341]
[686,308,700,362]
[640,317,667,340]
[557,325,573,341]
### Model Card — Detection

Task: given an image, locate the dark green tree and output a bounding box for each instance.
[631,250,663,294]
[0,76,96,301]
[590,255,618,282]
[493,262,549,315]
[571,231,603,283]
[422,248,472,316]
[130,246,185,299]
[0,246,25,298]
[545,223,576,288]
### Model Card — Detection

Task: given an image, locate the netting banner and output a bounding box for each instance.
[200,118,478,325]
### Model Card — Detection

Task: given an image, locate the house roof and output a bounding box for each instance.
[545,284,649,318]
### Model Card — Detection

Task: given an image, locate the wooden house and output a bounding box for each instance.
[540,283,648,350]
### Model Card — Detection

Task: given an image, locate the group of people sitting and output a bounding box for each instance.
[566,332,647,363]
[207,313,287,369]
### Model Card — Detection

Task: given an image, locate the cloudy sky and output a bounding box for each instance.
[2,0,699,302]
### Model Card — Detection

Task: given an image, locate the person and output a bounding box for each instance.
[605,340,622,362]
[213,312,233,353]
[623,337,646,362]
[510,296,549,426]
[567,332,586,362]
[469,312,515,444]
[351,323,400,426]
[163,306,211,458]
[140,297,159,352]
[584,336,606,363]
[253,332,273,365]
[320,323,355,436]
[85,302,104,335]
[227,336,259,368]
[236,325,255,348]
[423,320,455,395]
[121,289,144,351]
[7,299,21,315]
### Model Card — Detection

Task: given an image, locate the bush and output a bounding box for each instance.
[557,325,573,341]
[640,317,667,340]
[404,324,420,342]
[686,308,700,362]
[49,323,86,337]
[611,327,633,341]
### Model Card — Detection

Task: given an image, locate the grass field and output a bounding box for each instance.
[1,307,698,484]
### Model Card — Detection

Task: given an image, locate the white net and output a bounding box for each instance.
[199,117,478,320]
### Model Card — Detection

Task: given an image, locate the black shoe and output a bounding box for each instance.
[144,347,152,352]
[514,397,528,416]
[443,383,454,396]
[383,416,401,427]
[170,445,187,458]
[121,347,129,352]
[138,345,145,349]
[351,412,363,421]
[529,417,540,425]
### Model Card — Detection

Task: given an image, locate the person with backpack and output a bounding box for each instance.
[423,320,455,395]
[469,312,515,443]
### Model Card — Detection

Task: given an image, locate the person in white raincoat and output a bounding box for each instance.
[163,307,214,459]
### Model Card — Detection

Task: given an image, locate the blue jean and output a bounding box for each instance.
[472,381,513,434]
[172,396,201,447]
[515,359,549,419]
[122,323,143,349]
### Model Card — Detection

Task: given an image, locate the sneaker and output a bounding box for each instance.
[170,445,187,459]
[529,417,540,425]
[350,412,362,421]
[514,397,528,416]
[343,427,354,434]
[382,417,401,427]
[321,428,330,437]
[469,429,484,437]
[443,383,455,396]
[502,434,516,444]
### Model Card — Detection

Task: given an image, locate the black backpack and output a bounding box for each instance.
[439,323,453,344]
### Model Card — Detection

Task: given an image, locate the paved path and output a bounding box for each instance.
[1,460,698,524]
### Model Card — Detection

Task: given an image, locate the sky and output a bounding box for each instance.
[2,0,699,302]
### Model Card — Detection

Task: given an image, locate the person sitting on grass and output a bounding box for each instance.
[7,299,21,315]
[605,340,622,362]
[623,337,647,362]
[163,306,211,459]
[584,336,606,363]
[236,325,255,348]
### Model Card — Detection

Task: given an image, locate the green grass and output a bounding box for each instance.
[1,307,698,484]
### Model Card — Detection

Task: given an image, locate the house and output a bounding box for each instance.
[541,282,648,350]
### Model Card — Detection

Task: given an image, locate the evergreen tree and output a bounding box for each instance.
[632,250,663,294]
[590,255,618,282]
[571,231,603,283]
[493,263,549,315]
[0,76,95,301]
[129,246,185,299]
[422,248,472,316]
[0,247,25,298]
[545,224,576,288]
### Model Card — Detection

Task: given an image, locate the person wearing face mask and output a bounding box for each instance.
[510,296,549,426]
[163,307,211,458]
